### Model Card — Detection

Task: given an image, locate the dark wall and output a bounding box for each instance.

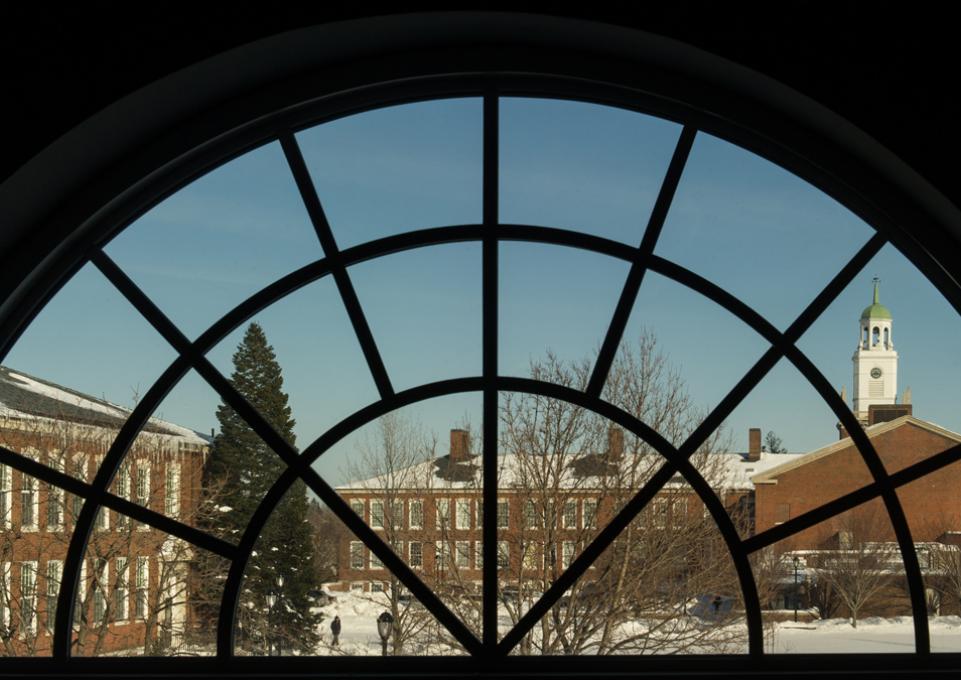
[3,7,957,209]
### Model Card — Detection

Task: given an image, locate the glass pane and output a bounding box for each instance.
[349,244,482,391]
[757,502,912,653]
[236,483,469,656]
[1,263,176,475]
[329,395,482,642]
[609,270,770,443]
[104,141,324,339]
[500,97,683,244]
[500,243,629,378]
[296,99,482,249]
[654,132,875,329]
[110,370,242,536]
[797,244,961,475]
[206,280,379,457]
[0,469,58,656]
[74,509,228,656]
[497,392,749,653]
[695,358,872,541]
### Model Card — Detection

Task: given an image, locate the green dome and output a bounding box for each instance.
[861,303,892,320]
[861,279,891,319]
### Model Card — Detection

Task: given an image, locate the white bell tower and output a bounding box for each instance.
[852,277,898,421]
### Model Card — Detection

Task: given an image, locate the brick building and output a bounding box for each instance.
[333,283,961,620]
[334,427,800,593]
[753,414,961,551]
[0,366,209,655]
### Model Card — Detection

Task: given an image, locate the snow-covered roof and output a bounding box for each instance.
[0,365,209,447]
[337,449,805,493]
[750,415,961,484]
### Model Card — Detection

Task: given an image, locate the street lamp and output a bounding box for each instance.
[376,611,394,656]
[792,556,800,623]
[274,575,284,655]
[265,589,277,656]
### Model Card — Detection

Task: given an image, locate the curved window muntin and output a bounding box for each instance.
[0,74,958,665]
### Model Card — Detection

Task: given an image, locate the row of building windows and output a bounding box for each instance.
[0,556,152,638]
[347,497,600,531]
[0,461,182,532]
[348,540,588,573]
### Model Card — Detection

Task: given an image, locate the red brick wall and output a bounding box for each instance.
[755,422,961,551]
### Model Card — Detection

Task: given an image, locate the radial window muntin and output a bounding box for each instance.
[0,65,959,673]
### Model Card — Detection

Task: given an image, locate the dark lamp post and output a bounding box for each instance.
[265,590,277,656]
[377,611,394,656]
[793,556,800,623]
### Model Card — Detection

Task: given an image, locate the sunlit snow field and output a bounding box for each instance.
[305,591,961,656]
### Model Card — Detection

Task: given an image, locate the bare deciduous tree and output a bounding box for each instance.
[811,507,896,628]
[497,334,748,655]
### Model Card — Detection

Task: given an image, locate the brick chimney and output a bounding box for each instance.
[748,428,761,462]
[449,429,470,462]
[608,426,624,459]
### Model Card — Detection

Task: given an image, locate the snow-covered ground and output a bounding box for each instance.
[311,589,467,656]
[312,591,961,656]
[770,616,961,653]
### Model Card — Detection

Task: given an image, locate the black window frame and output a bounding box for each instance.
[0,13,959,679]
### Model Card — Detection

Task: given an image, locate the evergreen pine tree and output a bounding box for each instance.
[197,323,320,653]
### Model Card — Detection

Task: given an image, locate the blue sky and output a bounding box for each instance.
[5,97,960,487]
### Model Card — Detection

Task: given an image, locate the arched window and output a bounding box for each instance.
[0,13,959,678]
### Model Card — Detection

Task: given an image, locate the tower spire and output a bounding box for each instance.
[873,276,880,304]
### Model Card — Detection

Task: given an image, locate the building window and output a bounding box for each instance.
[115,464,131,530]
[19,561,37,636]
[0,465,10,530]
[45,484,63,531]
[0,562,10,636]
[409,500,423,529]
[92,559,108,625]
[370,550,383,570]
[562,541,575,569]
[562,500,577,529]
[435,498,450,530]
[349,498,364,518]
[522,544,539,571]
[114,557,129,623]
[370,499,385,529]
[652,497,668,530]
[45,560,61,633]
[496,501,509,529]
[389,500,404,529]
[135,557,149,620]
[582,499,598,530]
[455,499,471,530]
[349,542,365,570]
[455,541,470,568]
[497,542,510,570]
[135,462,150,506]
[75,560,87,630]
[164,463,180,518]
[409,542,423,568]
[435,541,450,572]
[474,541,483,570]
[20,472,38,531]
[72,455,88,521]
[523,500,539,529]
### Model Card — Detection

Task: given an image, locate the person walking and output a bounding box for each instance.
[330,615,341,647]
